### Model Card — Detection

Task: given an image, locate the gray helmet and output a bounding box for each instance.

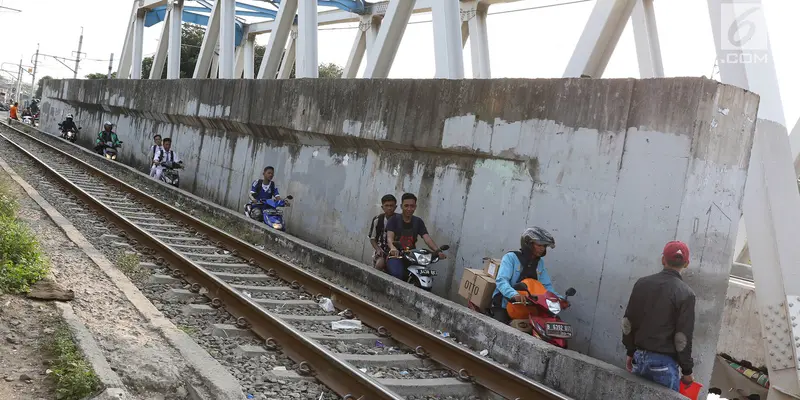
[66,114,73,119]
[103,121,113,129]
[521,227,556,249]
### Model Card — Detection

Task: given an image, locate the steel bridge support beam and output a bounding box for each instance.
[296,0,319,78]
[707,1,800,397]
[364,0,416,78]
[194,0,220,78]
[432,0,465,78]
[219,0,236,78]
[461,0,491,78]
[258,0,298,79]
[150,8,171,79]
[563,0,637,78]
[243,35,255,79]
[279,28,298,79]
[167,0,184,79]
[234,44,245,78]
[132,9,146,79]
[210,40,221,79]
[630,0,663,78]
[118,1,138,79]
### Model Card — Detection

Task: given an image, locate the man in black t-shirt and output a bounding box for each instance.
[386,193,447,279]
[368,194,398,272]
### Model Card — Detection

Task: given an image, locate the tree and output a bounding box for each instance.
[318,63,343,79]
[35,76,53,99]
[141,24,206,79]
[85,72,116,79]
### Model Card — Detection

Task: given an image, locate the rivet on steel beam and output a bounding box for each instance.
[267,269,277,277]
[236,317,249,329]
[290,281,301,290]
[211,298,223,308]
[377,326,392,338]
[190,283,202,293]
[297,361,313,376]
[457,369,474,382]
[265,338,279,350]
[156,257,166,266]
[415,346,429,359]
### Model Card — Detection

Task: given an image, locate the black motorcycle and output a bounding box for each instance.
[58,123,81,143]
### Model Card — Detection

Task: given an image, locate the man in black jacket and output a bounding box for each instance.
[622,240,696,392]
[368,194,398,272]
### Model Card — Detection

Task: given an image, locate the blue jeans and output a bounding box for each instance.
[632,350,680,392]
[387,258,405,280]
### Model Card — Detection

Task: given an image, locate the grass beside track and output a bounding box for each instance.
[46,324,102,400]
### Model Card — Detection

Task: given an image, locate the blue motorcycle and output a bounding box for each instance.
[244,195,293,231]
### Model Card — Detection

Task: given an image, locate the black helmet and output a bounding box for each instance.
[521,227,556,249]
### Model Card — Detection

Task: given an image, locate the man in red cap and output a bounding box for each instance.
[621,240,696,392]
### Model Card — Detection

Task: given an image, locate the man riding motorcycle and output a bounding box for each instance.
[244,166,285,221]
[59,114,78,139]
[94,121,121,155]
[491,227,560,324]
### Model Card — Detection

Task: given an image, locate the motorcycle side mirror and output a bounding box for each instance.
[286,195,294,200]
[439,245,450,251]
[565,288,577,297]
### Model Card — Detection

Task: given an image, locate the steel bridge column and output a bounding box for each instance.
[150,8,171,79]
[432,0,464,78]
[563,0,637,78]
[219,0,236,78]
[364,0,416,78]
[210,40,220,78]
[707,1,800,397]
[243,35,255,79]
[296,0,318,78]
[193,0,220,78]
[279,28,298,79]
[365,17,381,68]
[167,0,183,79]
[234,45,245,78]
[631,0,663,78]
[462,0,490,78]
[118,1,139,79]
[132,8,146,79]
[343,17,368,78]
[258,0,298,79]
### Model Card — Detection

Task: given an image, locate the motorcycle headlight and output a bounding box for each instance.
[272,223,282,229]
[415,253,432,266]
[546,298,562,315]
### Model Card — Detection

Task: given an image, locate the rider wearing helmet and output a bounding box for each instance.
[59,114,78,138]
[490,227,560,324]
[94,121,121,154]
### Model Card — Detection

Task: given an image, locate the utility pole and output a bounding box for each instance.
[107,53,114,79]
[15,58,22,104]
[31,44,39,100]
[73,27,84,79]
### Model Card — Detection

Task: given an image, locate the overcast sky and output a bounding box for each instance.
[0,0,797,128]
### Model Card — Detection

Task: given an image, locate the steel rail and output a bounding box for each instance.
[4,122,573,400]
[0,126,402,400]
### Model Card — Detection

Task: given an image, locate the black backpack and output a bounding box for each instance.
[253,179,275,197]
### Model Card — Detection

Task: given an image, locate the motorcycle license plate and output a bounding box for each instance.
[545,322,573,339]
[417,269,437,277]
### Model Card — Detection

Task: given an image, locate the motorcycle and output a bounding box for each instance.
[158,162,183,187]
[58,123,81,143]
[390,242,450,291]
[98,141,123,161]
[244,195,294,231]
[21,115,32,125]
[469,279,577,349]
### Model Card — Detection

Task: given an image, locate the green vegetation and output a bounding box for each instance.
[0,177,50,294]
[115,252,148,281]
[195,211,263,246]
[177,324,198,335]
[47,325,101,400]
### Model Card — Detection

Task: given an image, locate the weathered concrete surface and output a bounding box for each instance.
[39,77,759,391]
[718,278,765,368]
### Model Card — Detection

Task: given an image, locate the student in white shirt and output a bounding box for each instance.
[149,134,163,177]
[153,137,182,180]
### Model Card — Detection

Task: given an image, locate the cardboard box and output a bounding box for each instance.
[458,268,497,309]
[483,257,502,279]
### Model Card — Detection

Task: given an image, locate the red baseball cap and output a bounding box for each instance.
[663,241,690,265]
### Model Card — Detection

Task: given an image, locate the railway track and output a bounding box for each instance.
[0,122,572,400]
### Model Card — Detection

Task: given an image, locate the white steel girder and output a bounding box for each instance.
[234,44,245,78]
[279,28,298,79]
[363,0,416,78]
[563,0,638,78]
[210,40,221,78]
[461,0,491,78]
[150,7,171,79]
[193,0,220,78]
[432,0,465,78]
[132,9,146,79]
[258,0,298,79]
[167,0,184,79]
[117,2,138,79]
[630,0,663,78]
[706,1,800,397]
[297,0,319,78]
[219,0,236,78]
[243,35,255,79]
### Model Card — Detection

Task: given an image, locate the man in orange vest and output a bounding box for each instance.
[9,102,18,120]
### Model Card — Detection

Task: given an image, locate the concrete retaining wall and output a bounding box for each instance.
[719,278,765,367]
[40,77,759,390]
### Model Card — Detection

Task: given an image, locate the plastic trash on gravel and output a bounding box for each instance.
[318,297,335,312]
[331,319,362,330]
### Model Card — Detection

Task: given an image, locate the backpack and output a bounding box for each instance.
[157,149,174,163]
[254,179,275,198]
